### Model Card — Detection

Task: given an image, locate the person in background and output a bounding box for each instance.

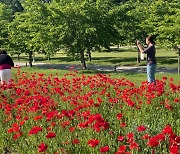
[0,49,14,84]
[136,36,157,84]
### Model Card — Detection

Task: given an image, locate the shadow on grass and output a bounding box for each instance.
[79,69,113,74]
[12,56,79,62]
[157,57,177,65]
[12,54,178,67]
[105,57,136,64]
[79,70,137,76]
[13,56,138,66]
[101,48,136,52]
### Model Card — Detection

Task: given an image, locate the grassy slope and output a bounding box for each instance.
[12,67,180,86]
[12,47,179,68]
[11,47,179,85]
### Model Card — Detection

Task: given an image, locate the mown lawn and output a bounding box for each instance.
[12,67,179,86]
[11,46,179,85]
[12,47,179,68]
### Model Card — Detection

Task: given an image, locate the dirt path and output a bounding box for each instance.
[14,62,178,74]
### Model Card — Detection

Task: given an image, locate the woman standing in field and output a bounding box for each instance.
[136,36,157,84]
[0,49,14,84]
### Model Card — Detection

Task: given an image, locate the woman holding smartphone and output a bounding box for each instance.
[136,36,157,84]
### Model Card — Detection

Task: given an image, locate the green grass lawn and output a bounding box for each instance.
[12,47,179,68]
[11,47,179,85]
[12,67,180,86]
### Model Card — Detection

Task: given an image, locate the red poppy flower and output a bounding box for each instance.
[78,121,89,129]
[174,98,180,103]
[137,125,146,132]
[62,119,71,126]
[46,132,56,138]
[72,139,80,144]
[175,136,180,143]
[13,132,22,140]
[170,145,178,154]
[127,100,135,107]
[126,133,134,140]
[33,115,43,121]
[162,76,167,80]
[155,134,165,141]
[7,128,13,133]
[97,97,102,103]
[19,120,25,126]
[15,115,21,120]
[129,141,139,150]
[28,126,42,135]
[120,122,126,128]
[147,137,159,147]
[162,125,173,136]
[117,135,125,142]
[38,143,48,152]
[12,123,20,132]
[88,139,99,147]
[165,103,173,110]
[118,145,126,153]
[116,113,123,120]
[24,90,30,95]
[69,127,75,132]
[46,110,58,121]
[142,134,151,140]
[51,122,56,127]
[24,116,29,120]
[100,146,110,153]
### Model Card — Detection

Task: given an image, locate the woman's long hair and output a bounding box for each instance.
[0,49,7,54]
[146,36,155,45]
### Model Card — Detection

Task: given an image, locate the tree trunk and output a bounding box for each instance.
[47,53,51,61]
[29,51,33,67]
[17,53,20,61]
[117,44,120,49]
[33,51,35,62]
[87,50,91,62]
[137,46,141,64]
[178,48,180,75]
[80,50,87,69]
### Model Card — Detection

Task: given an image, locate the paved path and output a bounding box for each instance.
[14,62,178,74]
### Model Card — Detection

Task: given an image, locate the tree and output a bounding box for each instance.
[0,0,23,13]
[48,0,121,69]
[111,0,130,4]
[139,0,180,48]
[0,3,13,48]
[9,0,56,66]
[140,0,180,72]
[131,0,180,68]
[112,0,149,63]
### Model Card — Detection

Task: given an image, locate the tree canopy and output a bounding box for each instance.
[0,0,23,13]
[0,3,13,48]
[0,0,179,68]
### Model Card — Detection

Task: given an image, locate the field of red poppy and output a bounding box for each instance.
[0,68,179,154]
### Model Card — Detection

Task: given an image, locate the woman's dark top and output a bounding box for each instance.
[0,54,14,70]
[144,45,156,65]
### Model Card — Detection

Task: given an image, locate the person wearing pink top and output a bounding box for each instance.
[0,49,14,84]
